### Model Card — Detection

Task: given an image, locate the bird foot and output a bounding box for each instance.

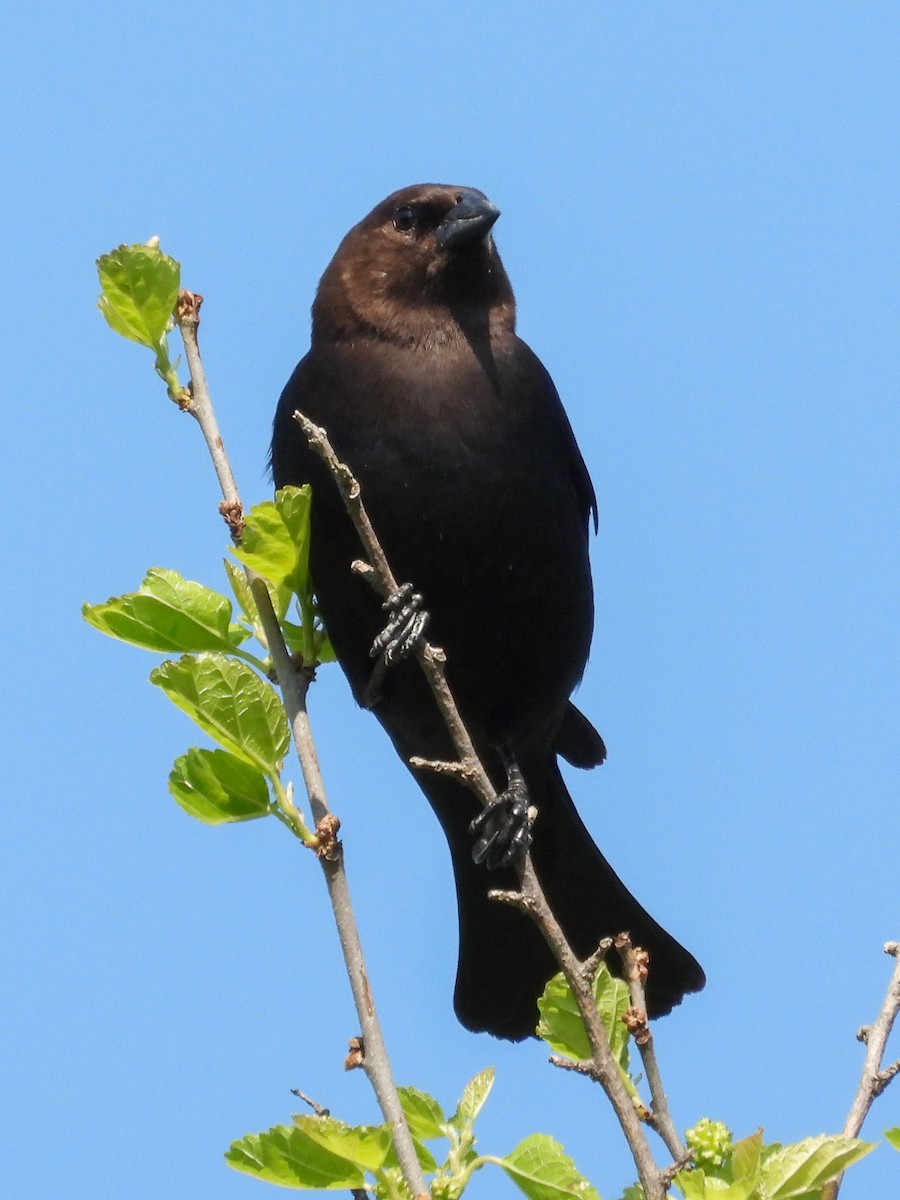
[470,761,532,869]
[369,583,430,666]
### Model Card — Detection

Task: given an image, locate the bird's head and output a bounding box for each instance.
[312,184,516,347]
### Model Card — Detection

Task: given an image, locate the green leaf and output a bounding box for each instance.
[499,1133,601,1200]
[885,1127,900,1151]
[760,1135,874,1198]
[229,490,335,663]
[672,1171,760,1200]
[398,1085,447,1141]
[275,485,314,596]
[168,747,271,823]
[449,1067,494,1132]
[226,1123,366,1189]
[729,1130,763,1185]
[315,630,337,663]
[537,964,631,1072]
[223,558,261,633]
[672,1170,707,1200]
[381,1124,439,1176]
[97,241,180,348]
[411,1138,439,1174]
[151,654,289,775]
[291,1115,392,1173]
[233,491,313,599]
[83,567,245,654]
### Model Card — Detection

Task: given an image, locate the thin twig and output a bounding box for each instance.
[581,938,614,982]
[823,941,900,1200]
[294,412,496,804]
[175,291,243,534]
[549,1055,604,1080]
[291,1089,331,1118]
[174,299,428,1200]
[660,1150,694,1188]
[616,934,684,1160]
[294,409,670,1200]
[842,942,900,1136]
[291,1093,373,1200]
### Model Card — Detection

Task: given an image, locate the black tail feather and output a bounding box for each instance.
[449,762,704,1039]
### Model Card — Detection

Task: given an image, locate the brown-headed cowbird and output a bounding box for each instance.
[271,184,704,1039]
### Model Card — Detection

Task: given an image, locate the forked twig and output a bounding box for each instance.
[293,409,672,1200]
[824,942,900,1200]
[616,933,683,1160]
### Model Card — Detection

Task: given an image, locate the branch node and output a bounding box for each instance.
[218,497,245,541]
[660,1150,694,1186]
[175,288,203,325]
[622,1006,652,1046]
[312,813,341,860]
[615,932,650,985]
[488,888,529,912]
[408,755,472,783]
[174,381,194,411]
[344,1036,365,1071]
[549,1054,599,1080]
[351,558,376,581]
[874,1059,900,1097]
[581,938,614,980]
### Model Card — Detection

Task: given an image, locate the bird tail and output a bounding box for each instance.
[448,761,705,1040]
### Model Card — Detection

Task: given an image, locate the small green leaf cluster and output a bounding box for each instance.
[671,1129,872,1200]
[82,489,332,836]
[97,240,184,401]
[228,1068,601,1199]
[535,970,877,1200]
[617,1131,873,1200]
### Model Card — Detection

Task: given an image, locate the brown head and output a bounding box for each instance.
[311,184,516,349]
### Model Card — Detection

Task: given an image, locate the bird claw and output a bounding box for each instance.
[470,763,532,869]
[369,582,430,666]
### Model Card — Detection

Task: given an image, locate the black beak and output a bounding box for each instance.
[436,191,501,249]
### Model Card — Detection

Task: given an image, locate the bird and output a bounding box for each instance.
[271,184,704,1039]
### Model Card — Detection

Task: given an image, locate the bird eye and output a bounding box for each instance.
[392,206,417,233]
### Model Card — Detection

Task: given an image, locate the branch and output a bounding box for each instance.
[824,941,900,1200]
[294,410,670,1200]
[175,291,244,535]
[843,941,900,1137]
[616,933,683,1160]
[174,298,428,1200]
[294,413,497,806]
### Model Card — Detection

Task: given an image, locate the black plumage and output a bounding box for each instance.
[271,184,704,1038]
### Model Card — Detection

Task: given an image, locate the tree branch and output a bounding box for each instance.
[293,409,671,1200]
[616,933,684,1160]
[823,941,900,1200]
[174,297,428,1200]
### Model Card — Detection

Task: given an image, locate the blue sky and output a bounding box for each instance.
[4,4,899,1198]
